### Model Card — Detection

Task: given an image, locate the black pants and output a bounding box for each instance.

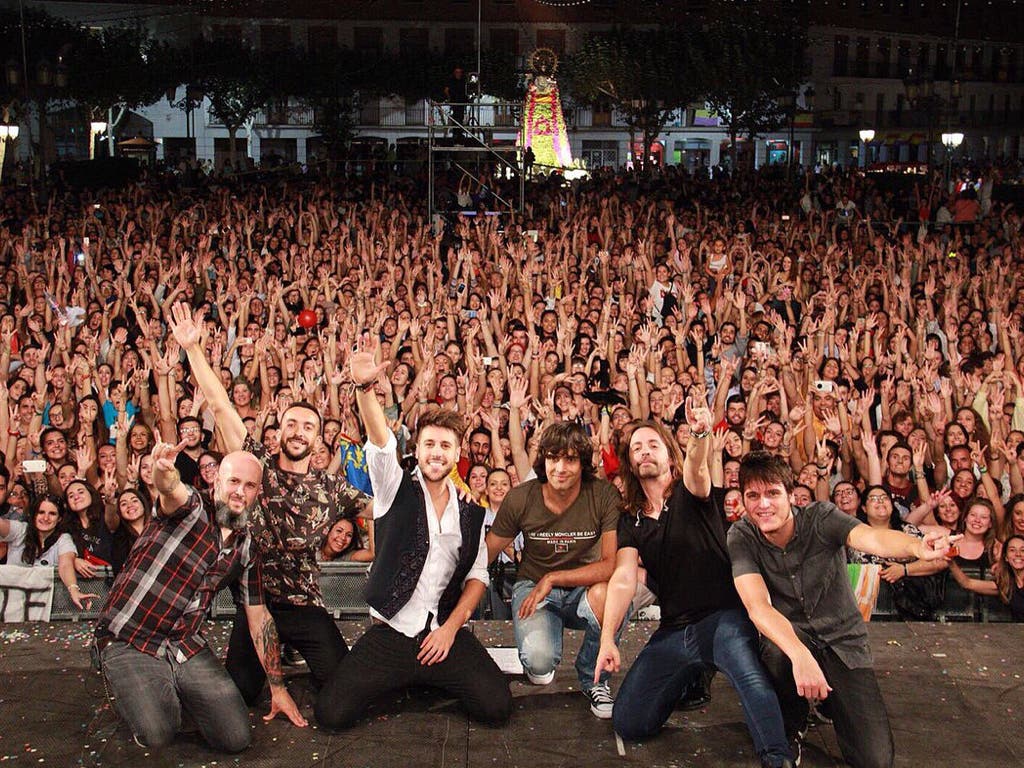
[226,602,348,704]
[314,624,512,730]
[761,634,895,768]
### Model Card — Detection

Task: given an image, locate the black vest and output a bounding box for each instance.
[365,471,486,624]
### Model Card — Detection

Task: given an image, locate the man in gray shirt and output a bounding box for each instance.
[727,452,953,768]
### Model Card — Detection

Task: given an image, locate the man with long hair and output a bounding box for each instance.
[487,420,621,718]
[729,451,955,767]
[594,406,794,767]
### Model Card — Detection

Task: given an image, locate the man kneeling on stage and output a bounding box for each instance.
[95,439,304,752]
[315,340,511,729]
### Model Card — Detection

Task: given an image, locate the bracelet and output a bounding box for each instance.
[68,583,79,592]
[691,428,711,440]
[979,465,988,475]
[356,379,376,392]
[7,430,18,436]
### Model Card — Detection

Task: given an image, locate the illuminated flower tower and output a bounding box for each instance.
[523,48,572,169]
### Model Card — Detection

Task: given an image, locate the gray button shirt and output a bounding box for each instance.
[727,501,872,669]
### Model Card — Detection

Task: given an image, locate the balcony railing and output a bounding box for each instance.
[207,105,315,128]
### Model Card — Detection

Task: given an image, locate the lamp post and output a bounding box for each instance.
[942,131,964,191]
[858,128,875,169]
[89,120,107,161]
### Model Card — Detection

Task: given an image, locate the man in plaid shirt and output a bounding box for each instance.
[95,438,306,752]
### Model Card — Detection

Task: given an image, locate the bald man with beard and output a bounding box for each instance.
[95,441,303,753]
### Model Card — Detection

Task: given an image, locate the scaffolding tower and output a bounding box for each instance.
[427,99,525,232]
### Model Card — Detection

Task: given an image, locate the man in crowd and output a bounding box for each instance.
[95,438,304,752]
[728,451,955,768]
[168,303,370,713]
[315,339,511,729]
[486,421,620,718]
[594,410,793,767]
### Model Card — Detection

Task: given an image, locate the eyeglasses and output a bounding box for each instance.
[834,488,857,496]
[866,494,889,502]
[199,462,217,471]
[180,426,201,435]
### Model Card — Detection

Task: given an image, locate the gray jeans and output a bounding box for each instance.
[100,640,250,752]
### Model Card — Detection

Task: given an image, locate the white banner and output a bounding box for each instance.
[0,565,54,622]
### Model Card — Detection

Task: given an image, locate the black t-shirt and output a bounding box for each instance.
[1008,580,1024,622]
[617,482,741,629]
[176,451,200,487]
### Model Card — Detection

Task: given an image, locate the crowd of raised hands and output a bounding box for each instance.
[0,161,1022,588]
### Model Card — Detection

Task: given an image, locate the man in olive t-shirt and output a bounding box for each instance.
[487,422,620,719]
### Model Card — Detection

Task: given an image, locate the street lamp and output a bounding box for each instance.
[859,129,875,168]
[89,120,107,161]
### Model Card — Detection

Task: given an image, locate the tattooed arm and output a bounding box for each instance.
[244,603,308,727]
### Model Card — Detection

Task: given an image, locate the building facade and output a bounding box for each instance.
[9,0,1024,172]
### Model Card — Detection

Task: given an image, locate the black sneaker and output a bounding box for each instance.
[584,682,614,719]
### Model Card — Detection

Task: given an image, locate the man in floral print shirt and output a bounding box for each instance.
[169,304,371,716]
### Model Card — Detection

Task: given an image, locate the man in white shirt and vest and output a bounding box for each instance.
[314,339,512,729]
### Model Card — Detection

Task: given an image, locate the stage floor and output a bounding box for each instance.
[1,620,1021,767]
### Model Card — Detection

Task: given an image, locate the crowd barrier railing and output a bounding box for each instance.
[29,564,1018,624]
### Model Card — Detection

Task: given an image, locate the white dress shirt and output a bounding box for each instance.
[364,432,489,638]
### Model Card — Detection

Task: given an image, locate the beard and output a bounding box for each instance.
[280,437,313,462]
[215,499,249,531]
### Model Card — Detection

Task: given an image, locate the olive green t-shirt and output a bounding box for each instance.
[491,478,621,583]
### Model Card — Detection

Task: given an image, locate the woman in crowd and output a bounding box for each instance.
[0,495,97,608]
[108,488,151,574]
[63,479,117,577]
[949,534,1024,621]
[318,515,374,563]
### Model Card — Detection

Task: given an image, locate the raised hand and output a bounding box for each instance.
[168,302,204,350]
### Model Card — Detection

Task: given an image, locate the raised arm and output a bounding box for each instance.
[349,338,391,449]
[168,302,247,453]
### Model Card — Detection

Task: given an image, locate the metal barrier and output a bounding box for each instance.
[34,564,1022,624]
[871,570,1016,623]
[44,562,372,622]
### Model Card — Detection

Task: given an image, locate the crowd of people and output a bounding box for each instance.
[0,157,1021,763]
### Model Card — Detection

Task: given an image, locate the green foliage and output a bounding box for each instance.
[701,0,808,165]
[190,36,270,133]
[567,26,699,169]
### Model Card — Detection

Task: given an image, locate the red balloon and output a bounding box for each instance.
[297,308,317,329]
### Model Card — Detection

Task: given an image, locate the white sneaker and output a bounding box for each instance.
[585,682,614,719]
[526,669,555,685]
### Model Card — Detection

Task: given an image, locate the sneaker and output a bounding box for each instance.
[282,645,306,668]
[585,682,614,719]
[526,669,555,685]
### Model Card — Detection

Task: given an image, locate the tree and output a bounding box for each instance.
[567,27,699,171]
[65,26,172,156]
[190,35,271,169]
[701,0,808,171]
[0,6,84,170]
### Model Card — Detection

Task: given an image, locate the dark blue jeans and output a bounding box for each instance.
[100,640,250,752]
[613,608,791,767]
